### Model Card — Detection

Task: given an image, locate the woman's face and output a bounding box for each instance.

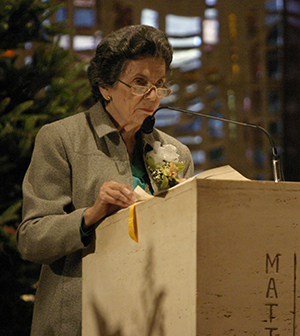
[100,57,167,134]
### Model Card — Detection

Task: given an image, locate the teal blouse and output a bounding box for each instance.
[131,132,153,195]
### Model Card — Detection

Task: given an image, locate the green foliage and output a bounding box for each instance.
[0,0,66,49]
[0,3,92,228]
[0,0,92,334]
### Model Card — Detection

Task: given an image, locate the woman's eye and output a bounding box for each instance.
[134,79,146,86]
[156,80,165,88]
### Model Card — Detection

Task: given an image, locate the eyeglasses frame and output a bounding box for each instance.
[118,79,172,98]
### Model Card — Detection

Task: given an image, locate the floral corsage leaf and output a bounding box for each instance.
[146,141,185,190]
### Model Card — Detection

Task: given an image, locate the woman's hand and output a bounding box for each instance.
[83,181,137,228]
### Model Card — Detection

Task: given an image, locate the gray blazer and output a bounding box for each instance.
[17,102,194,335]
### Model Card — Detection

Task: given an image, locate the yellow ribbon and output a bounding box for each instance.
[128,203,138,243]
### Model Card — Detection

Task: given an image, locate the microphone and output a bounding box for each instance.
[141,106,284,183]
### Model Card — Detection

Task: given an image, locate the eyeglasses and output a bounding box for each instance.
[118,80,172,98]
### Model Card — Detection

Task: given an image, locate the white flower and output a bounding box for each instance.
[146,141,179,165]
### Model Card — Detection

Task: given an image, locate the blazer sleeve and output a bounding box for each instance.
[181,145,194,179]
[17,123,88,265]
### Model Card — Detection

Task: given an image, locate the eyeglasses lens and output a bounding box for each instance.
[131,85,172,98]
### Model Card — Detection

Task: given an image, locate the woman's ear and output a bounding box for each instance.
[99,86,111,101]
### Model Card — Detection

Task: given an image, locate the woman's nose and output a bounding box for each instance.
[144,86,159,100]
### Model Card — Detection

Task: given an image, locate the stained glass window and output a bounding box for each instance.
[73,8,95,27]
[140,8,159,28]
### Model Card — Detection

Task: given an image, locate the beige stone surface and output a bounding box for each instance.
[196,178,300,335]
[83,168,300,335]
[83,177,198,336]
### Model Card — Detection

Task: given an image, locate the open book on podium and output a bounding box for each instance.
[82,165,300,335]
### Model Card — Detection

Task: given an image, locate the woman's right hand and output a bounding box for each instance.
[83,181,137,229]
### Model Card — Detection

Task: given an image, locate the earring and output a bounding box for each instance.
[107,96,111,101]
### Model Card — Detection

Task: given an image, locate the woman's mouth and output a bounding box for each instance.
[140,108,154,114]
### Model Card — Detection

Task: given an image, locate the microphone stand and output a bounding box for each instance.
[152,106,284,183]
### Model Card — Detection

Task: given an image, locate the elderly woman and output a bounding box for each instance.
[17,25,194,335]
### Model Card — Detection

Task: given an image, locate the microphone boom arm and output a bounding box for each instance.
[153,106,284,182]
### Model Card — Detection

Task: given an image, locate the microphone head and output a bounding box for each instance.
[140,115,155,134]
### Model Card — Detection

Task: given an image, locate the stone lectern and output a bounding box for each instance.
[82,166,300,335]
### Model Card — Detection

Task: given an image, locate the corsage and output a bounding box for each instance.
[146,141,185,189]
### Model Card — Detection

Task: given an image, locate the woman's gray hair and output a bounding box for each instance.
[87,25,173,106]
